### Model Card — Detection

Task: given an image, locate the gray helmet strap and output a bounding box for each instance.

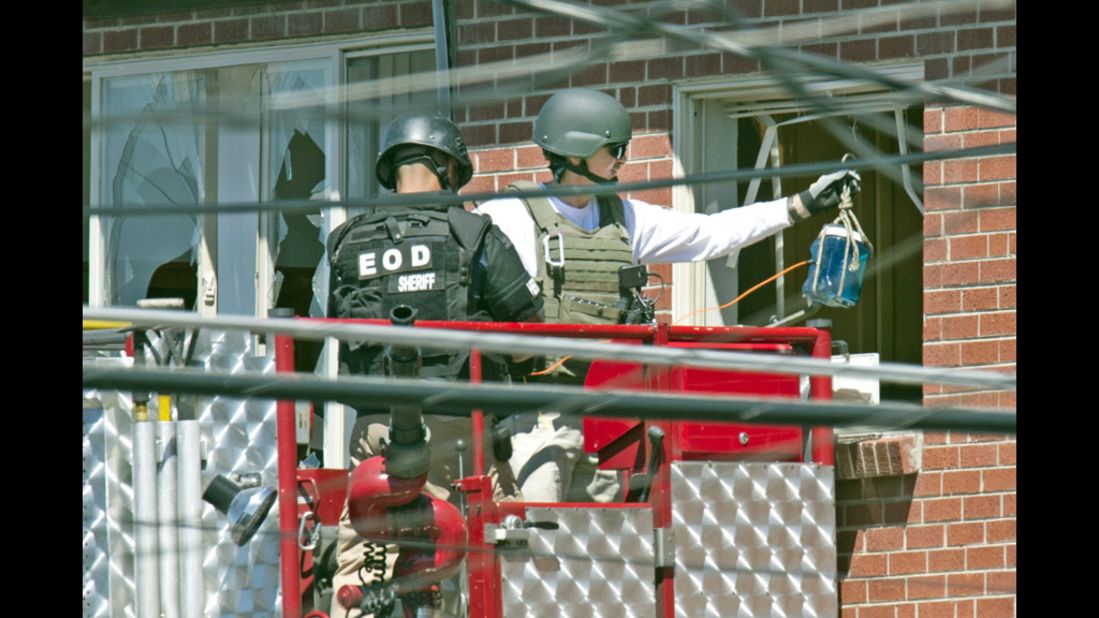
[547,152,618,185]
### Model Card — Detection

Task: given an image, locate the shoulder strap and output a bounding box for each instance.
[507,180,559,236]
[446,206,492,253]
[597,193,627,228]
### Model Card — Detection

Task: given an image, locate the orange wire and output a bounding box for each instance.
[529,260,810,376]
[671,260,810,325]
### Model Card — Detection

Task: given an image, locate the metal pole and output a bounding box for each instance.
[177,419,205,618]
[272,308,302,618]
[157,421,181,618]
[133,420,160,618]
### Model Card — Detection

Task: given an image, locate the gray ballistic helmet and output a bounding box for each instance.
[375,115,474,191]
[534,88,632,159]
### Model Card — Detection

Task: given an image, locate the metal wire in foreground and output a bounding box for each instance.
[82,365,1016,434]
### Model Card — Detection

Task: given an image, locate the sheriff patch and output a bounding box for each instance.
[392,272,439,293]
[358,244,433,279]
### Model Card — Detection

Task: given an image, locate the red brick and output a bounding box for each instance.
[647,110,672,132]
[921,319,942,345]
[499,121,532,145]
[917,600,953,616]
[865,526,904,552]
[987,570,1016,594]
[363,4,398,30]
[629,135,669,160]
[686,53,723,78]
[961,131,999,149]
[966,545,1004,569]
[928,548,965,572]
[962,183,1000,208]
[978,110,1016,129]
[979,258,1015,284]
[924,161,942,185]
[959,288,997,311]
[399,1,432,27]
[997,340,1015,363]
[978,311,1015,337]
[955,599,976,618]
[840,579,867,604]
[839,39,876,62]
[941,262,979,287]
[1000,181,1016,204]
[944,107,979,132]
[632,187,672,205]
[924,109,943,134]
[959,443,999,468]
[987,233,1009,256]
[516,146,545,170]
[963,495,1000,521]
[535,16,571,37]
[925,432,948,445]
[638,84,671,107]
[879,35,913,59]
[907,524,944,549]
[764,0,800,17]
[917,31,954,56]
[648,160,673,179]
[801,42,836,58]
[515,42,551,59]
[496,172,537,188]
[889,551,926,575]
[941,159,977,183]
[979,156,1015,181]
[948,235,987,260]
[942,210,978,234]
[324,7,360,32]
[997,25,1016,47]
[477,45,513,64]
[922,497,962,522]
[924,290,960,315]
[139,26,173,49]
[103,29,138,53]
[463,123,495,149]
[1005,543,1016,566]
[214,19,248,44]
[475,149,513,173]
[462,175,495,196]
[497,18,532,41]
[953,56,972,76]
[997,285,1015,308]
[849,552,887,577]
[942,470,981,495]
[998,442,1015,465]
[957,27,994,51]
[175,22,212,46]
[926,58,948,81]
[459,22,495,45]
[908,575,946,601]
[923,343,959,368]
[477,0,514,17]
[858,606,895,618]
[960,340,998,365]
[986,519,1016,543]
[940,315,978,340]
[648,57,684,80]
[946,522,984,546]
[868,578,905,602]
[975,597,1014,615]
[913,473,942,499]
[609,60,646,83]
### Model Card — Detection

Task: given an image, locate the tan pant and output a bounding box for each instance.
[503,411,621,503]
[331,414,519,618]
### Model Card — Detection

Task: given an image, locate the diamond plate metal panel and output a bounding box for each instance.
[193,330,282,618]
[83,331,283,618]
[83,407,110,618]
[500,506,656,618]
[671,462,836,618]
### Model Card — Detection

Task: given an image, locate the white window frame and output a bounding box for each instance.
[85,32,435,315]
[671,63,924,326]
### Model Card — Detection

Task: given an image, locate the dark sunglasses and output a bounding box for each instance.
[607,142,629,159]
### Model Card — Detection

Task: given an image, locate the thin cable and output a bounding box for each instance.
[673,260,810,326]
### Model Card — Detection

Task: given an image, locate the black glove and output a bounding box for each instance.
[791,170,862,220]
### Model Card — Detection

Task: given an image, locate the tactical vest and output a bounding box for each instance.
[327,204,491,379]
[508,181,634,324]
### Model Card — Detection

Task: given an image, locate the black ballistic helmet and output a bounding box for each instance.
[375,115,474,191]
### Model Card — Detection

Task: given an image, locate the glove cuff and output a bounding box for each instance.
[788,191,814,221]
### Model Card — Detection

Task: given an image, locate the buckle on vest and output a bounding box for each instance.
[543,232,565,268]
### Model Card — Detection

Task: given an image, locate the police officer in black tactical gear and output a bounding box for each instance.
[328,115,541,618]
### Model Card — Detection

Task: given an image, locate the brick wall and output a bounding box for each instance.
[84,1,1017,614]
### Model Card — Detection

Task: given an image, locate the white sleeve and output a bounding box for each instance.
[625,197,793,264]
[474,198,540,278]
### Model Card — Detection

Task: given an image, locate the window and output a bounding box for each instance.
[674,67,925,401]
[85,36,439,320]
